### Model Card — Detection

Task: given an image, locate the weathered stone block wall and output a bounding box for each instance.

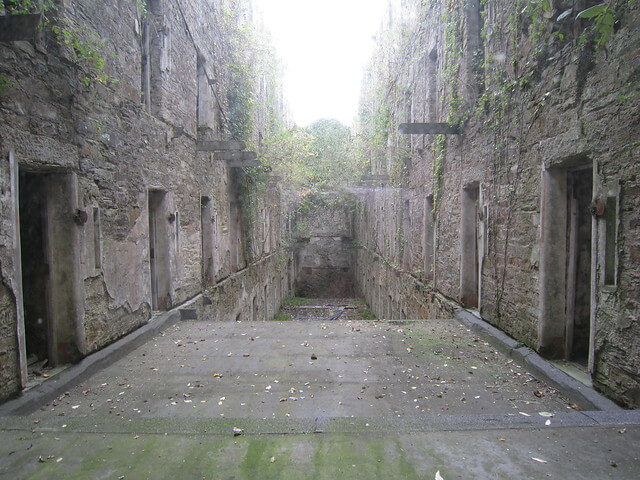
[293,193,356,298]
[356,0,640,407]
[0,282,18,399]
[354,245,455,321]
[0,0,290,401]
[202,252,291,323]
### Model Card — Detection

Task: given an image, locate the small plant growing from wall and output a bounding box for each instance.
[0,75,16,95]
[1,0,54,14]
[51,22,115,87]
[576,3,616,47]
[1,0,115,87]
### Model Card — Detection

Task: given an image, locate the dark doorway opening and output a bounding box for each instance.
[149,190,171,310]
[461,183,479,308]
[19,172,49,366]
[566,168,593,365]
[201,196,214,284]
[18,170,81,370]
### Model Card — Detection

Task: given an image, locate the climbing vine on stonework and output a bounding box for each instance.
[356,2,434,184]
[0,75,16,95]
[1,0,54,15]
[432,134,446,213]
[217,2,284,147]
[1,1,115,88]
[219,5,256,143]
[51,22,116,87]
[442,0,465,127]
[576,3,616,47]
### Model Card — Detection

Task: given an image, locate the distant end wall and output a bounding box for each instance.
[293,192,356,298]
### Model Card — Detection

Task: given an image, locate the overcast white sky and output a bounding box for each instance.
[253,0,389,127]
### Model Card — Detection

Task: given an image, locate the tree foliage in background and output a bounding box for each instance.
[260,119,366,199]
[260,127,316,192]
[306,119,363,189]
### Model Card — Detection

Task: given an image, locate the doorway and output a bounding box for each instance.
[18,170,81,368]
[539,162,594,368]
[149,190,171,310]
[201,196,214,284]
[566,168,593,365]
[19,173,49,367]
[460,183,480,308]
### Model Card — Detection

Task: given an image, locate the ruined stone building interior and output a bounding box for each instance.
[0,0,639,477]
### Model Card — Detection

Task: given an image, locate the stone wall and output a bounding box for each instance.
[293,193,356,298]
[0,281,18,399]
[202,252,291,323]
[0,0,291,401]
[355,0,640,407]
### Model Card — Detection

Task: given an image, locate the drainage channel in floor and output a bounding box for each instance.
[275,297,376,321]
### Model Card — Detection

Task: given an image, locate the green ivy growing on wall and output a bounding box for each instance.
[51,22,115,87]
[1,0,54,14]
[432,134,446,213]
[576,3,616,47]
[220,6,256,143]
[1,0,115,88]
[442,0,465,128]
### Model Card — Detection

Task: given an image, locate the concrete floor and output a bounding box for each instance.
[1,306,639,479]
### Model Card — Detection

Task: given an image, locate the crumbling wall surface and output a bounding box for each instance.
[0,147,19,400]
[355,0,640,407]
[0,0,289,400]
[355,246,455,321]
[0,281,19,401]
[202,252,291,323]
[293,193,356,298]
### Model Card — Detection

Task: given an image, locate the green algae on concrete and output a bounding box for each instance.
[10,433,436,480]
[309,437,424,480]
